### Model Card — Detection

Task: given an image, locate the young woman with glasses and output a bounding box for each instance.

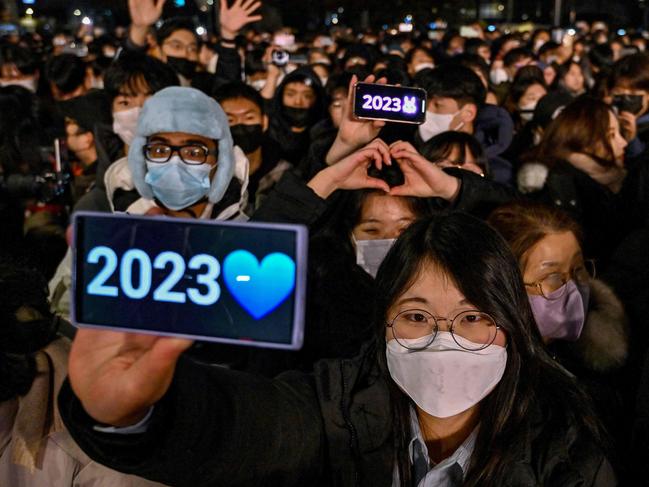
[59,212,614,486]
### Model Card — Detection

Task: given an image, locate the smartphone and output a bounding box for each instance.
[612,94,644,115]
[71,212,308,350]
[353,82,427,124]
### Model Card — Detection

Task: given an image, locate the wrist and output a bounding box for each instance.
[220,28,237,41]
[326,136,354,165]
[307,172,336,200]
[438,174,461,202]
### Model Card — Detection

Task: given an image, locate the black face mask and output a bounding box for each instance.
[230,124,264,154]
[166,56,197,79]
[283,106,312,128]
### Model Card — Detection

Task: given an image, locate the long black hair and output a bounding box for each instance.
[374,212,605,485]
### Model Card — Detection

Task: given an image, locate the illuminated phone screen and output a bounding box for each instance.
[353,82,427,124]
[72,212,307,350]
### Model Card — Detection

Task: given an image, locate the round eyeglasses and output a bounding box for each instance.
[386,309,501,351]
[524,259,595,301]
[143,143,217,165]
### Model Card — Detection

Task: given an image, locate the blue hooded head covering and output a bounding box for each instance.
[128,86,235,206]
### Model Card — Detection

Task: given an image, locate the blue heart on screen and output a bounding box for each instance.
[223,250,296,320]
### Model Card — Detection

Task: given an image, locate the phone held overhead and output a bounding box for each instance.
[353,82,427,124]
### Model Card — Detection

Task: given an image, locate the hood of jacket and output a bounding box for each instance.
[268,67,326,143]
[128,87,235,209]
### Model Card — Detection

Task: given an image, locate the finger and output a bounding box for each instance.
[388,185,409,196]
[246,14,263,22]
[156,0,167,13]
[376,77,388,85]
[363,74,376,84]
[372,148,383,171]
[389,140,405,151]
[149,337,194,363]
[371,120,386,129]
[243,0,262,13]
[241,0,256,9]
[346,74,357,112]
[372,138,391,164]
[364,178,391,193]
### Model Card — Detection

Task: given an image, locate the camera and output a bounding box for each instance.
[271,49,290,67]
[271,49,308,68]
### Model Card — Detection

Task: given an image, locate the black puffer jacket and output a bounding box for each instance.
[58,339,615,486]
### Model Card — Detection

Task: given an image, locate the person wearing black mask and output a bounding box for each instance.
[215,81,292,211]
[266,67,326,165]
[126,0,261,89]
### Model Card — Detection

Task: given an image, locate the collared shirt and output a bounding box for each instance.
[393,408,478,487]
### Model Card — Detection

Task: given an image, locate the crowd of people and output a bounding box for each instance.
[2,0,649,485]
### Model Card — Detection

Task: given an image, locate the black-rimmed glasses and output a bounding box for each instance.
[143,143,217,165]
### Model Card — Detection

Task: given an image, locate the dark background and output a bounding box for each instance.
[2,0,649,32]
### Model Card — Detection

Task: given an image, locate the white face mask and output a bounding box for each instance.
[112,106,141,146]
[413,62,435,73]
[90,77,104,90]
[386,332,507,418]
[418,110,462,142]
[518,102,537,122]
[490,68,509,85]
[249,79,266,91]
[0,77,38,93]
[355,238,396,278]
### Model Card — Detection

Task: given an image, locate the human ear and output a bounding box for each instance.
[461,104,478,124]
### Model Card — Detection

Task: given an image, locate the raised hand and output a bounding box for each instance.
[618,110,638,143]
[128,0,166,47]
[308,140,392,199]
[129,0,166,27]
[325,74,389,165]
[69,328,193,426]
[389,141,460,201]
[220,0,263,40]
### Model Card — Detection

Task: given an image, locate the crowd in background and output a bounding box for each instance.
[2,0,649,485]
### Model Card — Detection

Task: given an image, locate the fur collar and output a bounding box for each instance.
[571,278,628,372]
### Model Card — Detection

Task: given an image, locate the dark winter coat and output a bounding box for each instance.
[58,339,615,486]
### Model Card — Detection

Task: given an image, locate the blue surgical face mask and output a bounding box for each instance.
[144,156,212,211]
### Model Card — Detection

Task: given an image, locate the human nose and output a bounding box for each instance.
[295,95,308,108]
[434,317,452,332]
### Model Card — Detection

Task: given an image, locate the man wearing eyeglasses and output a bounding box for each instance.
[126,86,245,220]
[126,0,262,88]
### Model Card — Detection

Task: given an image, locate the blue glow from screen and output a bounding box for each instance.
[223,250,296,320]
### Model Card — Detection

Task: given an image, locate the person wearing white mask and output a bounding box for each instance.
[0,44,40,93]
[406,47,435,78]
[416,65,485,144]
[503,73,548,130]
[59,212,615,486]
[72,51,179,215]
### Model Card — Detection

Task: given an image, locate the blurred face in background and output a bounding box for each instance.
[352,193,416,241]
